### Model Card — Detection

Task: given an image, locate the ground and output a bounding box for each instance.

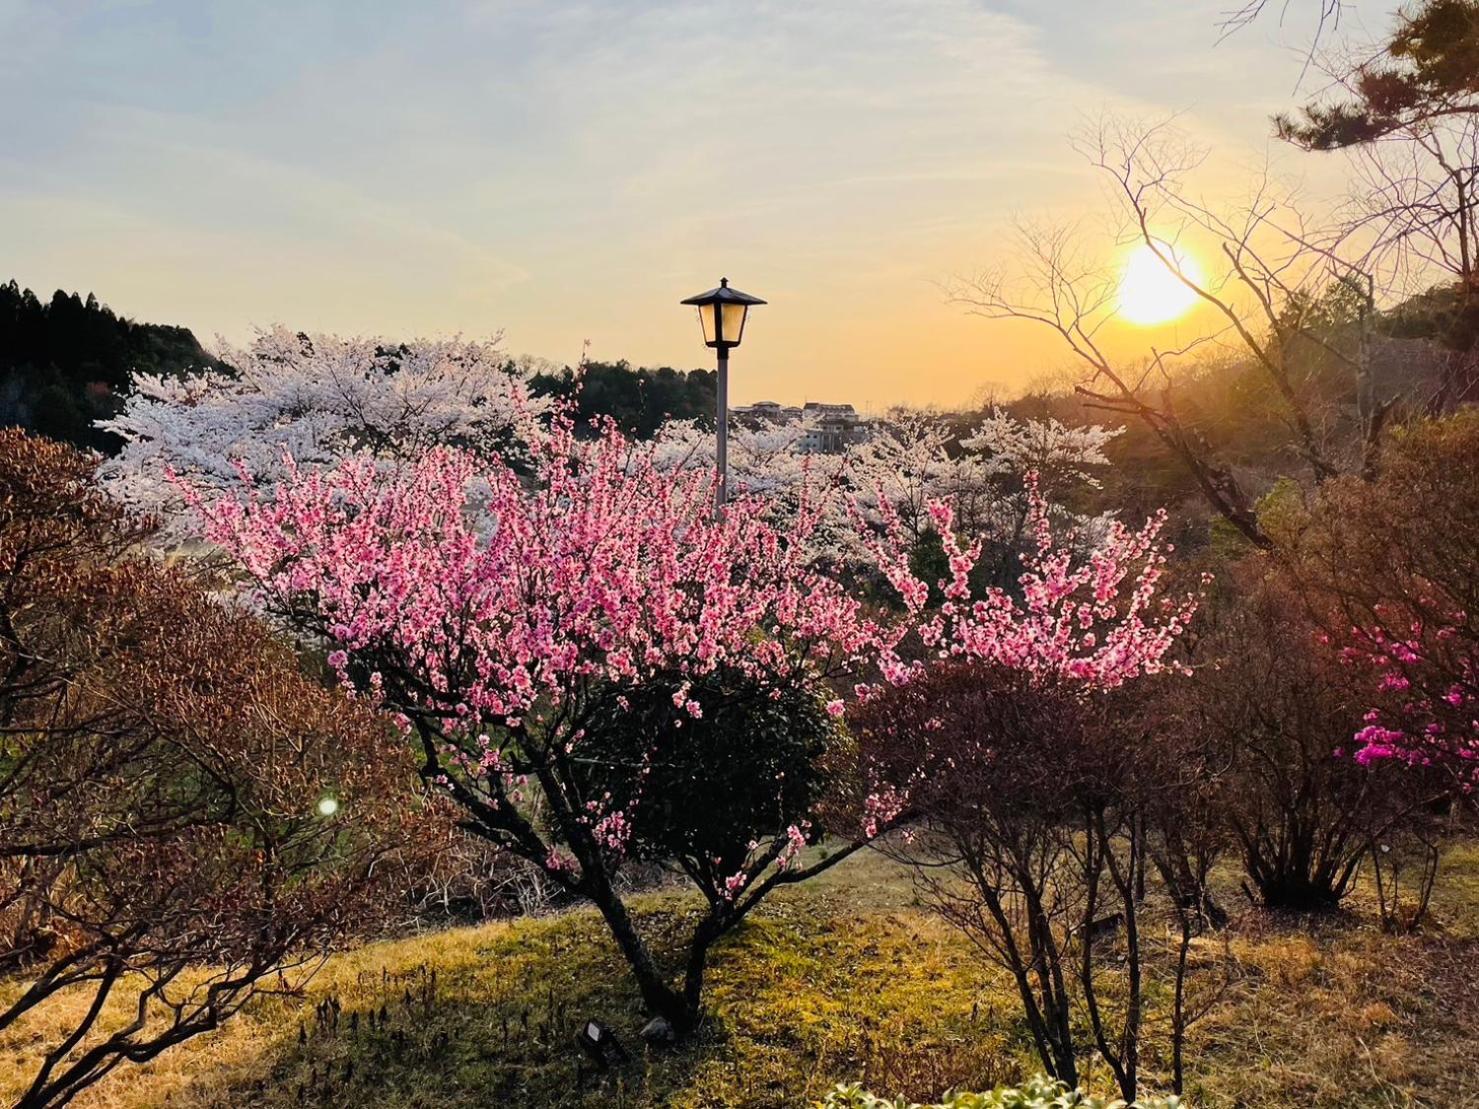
[5,845,1479,1108]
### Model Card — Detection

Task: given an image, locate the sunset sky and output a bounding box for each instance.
[1,0,1390,407]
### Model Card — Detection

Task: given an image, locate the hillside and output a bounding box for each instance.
[6,845,1479,1109]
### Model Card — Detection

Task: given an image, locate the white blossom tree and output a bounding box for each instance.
[649,416,868,562]
[99,326,547,540]
[650,416,822,499]
[652,406,1121,575]
[847,410,962,544]
[849,408,1120,585]
[959,410,1120,491]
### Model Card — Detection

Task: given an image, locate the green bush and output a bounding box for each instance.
[817,1073,1185,1109]
[571,665,836,870]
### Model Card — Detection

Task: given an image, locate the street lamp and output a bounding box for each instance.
[680,277,766,511]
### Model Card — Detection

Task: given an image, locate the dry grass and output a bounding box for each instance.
[4,845,1479,1107]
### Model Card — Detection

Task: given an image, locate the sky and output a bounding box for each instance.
[0,0,1393,408]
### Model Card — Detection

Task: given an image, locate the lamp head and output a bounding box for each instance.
[680,277,766,349]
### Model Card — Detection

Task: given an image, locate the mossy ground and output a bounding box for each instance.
[5,846,1479,1108]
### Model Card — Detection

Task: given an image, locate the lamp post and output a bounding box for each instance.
[680,278,766,512]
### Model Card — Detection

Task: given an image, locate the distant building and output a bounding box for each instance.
[798,402,873,454]
[730,399,804,424]
[727,399,874,453]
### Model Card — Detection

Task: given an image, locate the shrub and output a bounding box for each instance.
[0,431,421,1108]
[1178,561,1378,911]
[573,665,836,877]
[818,1073,1185,1108]
[1304,410,1479,788]
[855,661,1233,1101]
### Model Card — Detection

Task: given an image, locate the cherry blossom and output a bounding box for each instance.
[101,326,546,542]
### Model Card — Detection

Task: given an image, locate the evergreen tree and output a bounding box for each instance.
[0,280,220,453]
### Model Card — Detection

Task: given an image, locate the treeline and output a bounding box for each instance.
[2,270,1460,522]
[0,281,221,453]
[530,359,715,438]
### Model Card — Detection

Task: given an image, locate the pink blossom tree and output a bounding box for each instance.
[185,398,1195,1033]
[187,414,902,1033]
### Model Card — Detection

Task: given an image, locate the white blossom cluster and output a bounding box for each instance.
[100,326,547,541]
[651,406,1122,568]
[100,327,1120,568]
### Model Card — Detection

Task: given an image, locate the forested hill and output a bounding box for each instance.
[0,281,220,453]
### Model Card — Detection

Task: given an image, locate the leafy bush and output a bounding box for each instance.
[573,665,835,871]
[818,1073,1184,1108]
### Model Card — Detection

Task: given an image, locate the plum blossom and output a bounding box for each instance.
[866,473,1200,692]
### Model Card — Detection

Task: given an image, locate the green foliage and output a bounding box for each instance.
[530,359,715,438]
[572,666,836,870]
[1276,277,1368,337]
[818,1074,1184,1109]
[908,526,952,605]
[1381,281,1479,353]
[1276,0,1479,148]
[1252,477,1308,549]
[908,526,1017,603]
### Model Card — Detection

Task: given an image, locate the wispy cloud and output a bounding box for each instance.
[0,0,1386,405]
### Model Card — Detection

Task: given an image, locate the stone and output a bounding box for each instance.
[640,1015,676,1045]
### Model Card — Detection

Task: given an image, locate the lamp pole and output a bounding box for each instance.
[715,345,729,511]
[679,277,766,518]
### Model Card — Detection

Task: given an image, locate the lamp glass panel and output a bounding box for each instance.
[719,302,748,346]
[697,304,718,346]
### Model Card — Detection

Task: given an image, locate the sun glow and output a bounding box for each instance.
[1117,242,1202,326]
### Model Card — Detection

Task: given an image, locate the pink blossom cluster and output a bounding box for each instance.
[192,415,888,733]
[1340,600,1478,783]
[865,474,1200,691]
[185,411,907,891]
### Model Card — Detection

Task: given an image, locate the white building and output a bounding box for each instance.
[797,403,873,454]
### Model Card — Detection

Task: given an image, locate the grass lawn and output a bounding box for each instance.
[5,845,1479,1108]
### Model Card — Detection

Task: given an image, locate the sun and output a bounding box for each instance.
[1117,242,1202,326]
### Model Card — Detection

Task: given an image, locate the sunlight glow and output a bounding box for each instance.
[1117,242,1202,326]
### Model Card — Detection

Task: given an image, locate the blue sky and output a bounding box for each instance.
[0,0,1388,406]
